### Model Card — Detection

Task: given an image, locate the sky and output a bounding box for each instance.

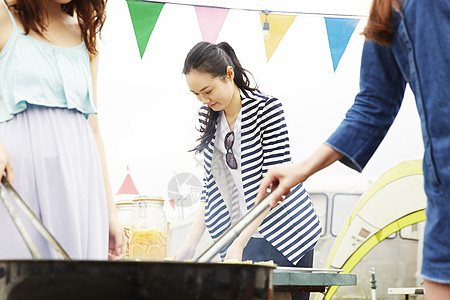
[97,0,424,219]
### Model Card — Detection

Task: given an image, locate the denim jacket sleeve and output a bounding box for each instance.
[325,39,407,171]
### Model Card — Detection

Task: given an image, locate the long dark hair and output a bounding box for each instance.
[363,0,400,45]
[183,41,259,153]
[9,0,106,55]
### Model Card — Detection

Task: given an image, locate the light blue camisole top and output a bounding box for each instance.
[0,1,97,123]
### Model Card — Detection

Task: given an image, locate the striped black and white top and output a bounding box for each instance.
[199,89,322,264]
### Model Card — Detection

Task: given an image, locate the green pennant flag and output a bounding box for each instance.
[127,0,165,59]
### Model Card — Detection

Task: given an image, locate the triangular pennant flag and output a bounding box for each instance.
[116,165,140,196]
[324,18,360,72]
[260,13,296,62]
[116,174,140,195]
[127,0,164,59]
[169,199,175,210]
[195,6,229,44]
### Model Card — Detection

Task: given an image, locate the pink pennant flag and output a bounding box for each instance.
[169,199,175,210]
[195,6,229,44]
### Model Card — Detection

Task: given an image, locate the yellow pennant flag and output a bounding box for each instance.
[260,13,296,62]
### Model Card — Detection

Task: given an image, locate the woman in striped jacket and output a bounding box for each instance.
[175,41,321,298]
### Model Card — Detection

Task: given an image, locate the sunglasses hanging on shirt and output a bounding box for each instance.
[224,131,238,170]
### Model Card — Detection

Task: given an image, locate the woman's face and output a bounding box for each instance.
[185,68,235,111]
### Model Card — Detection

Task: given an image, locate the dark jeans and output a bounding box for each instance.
[242,237,314,300]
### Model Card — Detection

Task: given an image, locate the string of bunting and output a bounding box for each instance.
[126,0,366,71]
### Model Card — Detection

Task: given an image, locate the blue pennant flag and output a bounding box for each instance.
[325,18,360,72]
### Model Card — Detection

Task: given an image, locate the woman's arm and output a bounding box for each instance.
[89,52,126,260]
[258,40,406,207]
[173,109,211,260]
[173,201,206,260]
[224,207,270,261]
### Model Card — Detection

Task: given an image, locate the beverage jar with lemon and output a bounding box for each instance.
[129,196,168,261]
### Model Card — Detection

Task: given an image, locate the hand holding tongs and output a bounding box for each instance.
[0,177,71,260]
[196,184,277,263]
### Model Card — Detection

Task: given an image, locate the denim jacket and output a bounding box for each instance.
[326,0,450,200]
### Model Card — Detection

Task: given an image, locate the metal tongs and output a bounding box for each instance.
[196,184,278,263]
[0,177,71,260]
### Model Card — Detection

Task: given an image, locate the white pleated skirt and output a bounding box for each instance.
[0,105,108,260]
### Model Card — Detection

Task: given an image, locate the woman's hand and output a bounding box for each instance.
[224,242,244,262]
[0,142,13,184]
[108,216,126,260]
[173,243,196,261]
[256,163,306,207]
[256,144,344,207]
[224,206,271,262]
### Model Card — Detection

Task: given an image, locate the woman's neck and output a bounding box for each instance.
[46,3,65,23]
[223,84,242,131]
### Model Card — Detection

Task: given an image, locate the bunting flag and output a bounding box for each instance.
[260,13,296,62]
[324,17,360,72]
[127,0,165,58]
[126,1,364,65]
[195,6,229,44]
[168,199,176,210]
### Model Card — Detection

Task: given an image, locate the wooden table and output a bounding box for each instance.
[273,267,357,293]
